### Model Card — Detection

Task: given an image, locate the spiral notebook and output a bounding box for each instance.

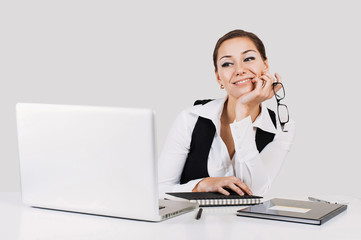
[165,192,262,207]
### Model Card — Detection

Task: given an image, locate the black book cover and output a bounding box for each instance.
[237,198,347,225]
[165,192,263,207]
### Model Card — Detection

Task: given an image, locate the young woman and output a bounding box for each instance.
[158,29,295,197]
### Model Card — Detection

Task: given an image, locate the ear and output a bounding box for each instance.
[215,69,222,86]
[263,59,269,72]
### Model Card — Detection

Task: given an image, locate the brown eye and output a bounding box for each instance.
[221,62,233,67]
[244,57,255,62]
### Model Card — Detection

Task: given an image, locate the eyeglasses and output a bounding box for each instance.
[273,82,289,132]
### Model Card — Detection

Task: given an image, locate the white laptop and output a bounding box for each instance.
[16,103,198,221]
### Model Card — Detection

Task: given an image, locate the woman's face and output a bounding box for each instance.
[215,37,269,99]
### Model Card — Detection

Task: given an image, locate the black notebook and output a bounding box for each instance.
[237,198,347,225]
[165,192,263,207]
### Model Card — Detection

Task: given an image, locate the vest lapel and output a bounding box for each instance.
[255,109,277,152]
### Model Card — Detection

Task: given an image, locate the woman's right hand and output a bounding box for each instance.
[235,72,282,121]
[192,176,253,196]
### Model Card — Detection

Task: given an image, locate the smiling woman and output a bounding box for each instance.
[158,29,296,197]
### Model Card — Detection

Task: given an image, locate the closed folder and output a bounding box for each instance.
[237,198,347,225]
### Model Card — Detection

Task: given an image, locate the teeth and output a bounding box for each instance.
[234,79,250,84]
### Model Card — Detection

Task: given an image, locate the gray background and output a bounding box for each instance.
[1,0,360,197]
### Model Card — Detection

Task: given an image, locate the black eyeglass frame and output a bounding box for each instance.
[273,82,289,132]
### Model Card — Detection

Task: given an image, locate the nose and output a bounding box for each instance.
[235,63,246,76]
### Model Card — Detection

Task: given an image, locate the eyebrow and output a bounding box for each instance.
[219,49,257,61]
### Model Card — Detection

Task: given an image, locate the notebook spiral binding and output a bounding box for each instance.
[190,197,261,207]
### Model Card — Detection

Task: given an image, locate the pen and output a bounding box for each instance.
[196,208,203,220]
[308,197,331,204]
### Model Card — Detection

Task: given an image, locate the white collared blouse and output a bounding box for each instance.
[158,97,296,196]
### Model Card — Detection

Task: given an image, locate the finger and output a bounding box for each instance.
[272,73,283,94]
[235,180,253,195]
[251,76,258,85]
[260,74,274,88]
[253,76,265,90]
[259,76,272,90]
[259,76,274,100]
[262,71,274,81]
[261,79,266,87]
[274,83,282,93]
[272,72,283,92]
[217,186,230,196]
[274,73,282,83]
[228,183,245,196]
[261,71,275,83]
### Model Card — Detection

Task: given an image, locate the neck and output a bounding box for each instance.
[222,96,261,124]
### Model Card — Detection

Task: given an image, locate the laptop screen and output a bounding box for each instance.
[17,103,160,221]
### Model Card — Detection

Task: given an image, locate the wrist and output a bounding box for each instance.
[235,111,250,122]
[192,179,202,192]
[235,103,261,123]
[192,178,208,192]
[235,105,250,122]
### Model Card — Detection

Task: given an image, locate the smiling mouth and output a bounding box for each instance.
[233,78,252,85]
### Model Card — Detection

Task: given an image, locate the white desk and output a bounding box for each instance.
[1,193,361,240]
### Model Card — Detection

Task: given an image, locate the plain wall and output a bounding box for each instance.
[1,0,360,197]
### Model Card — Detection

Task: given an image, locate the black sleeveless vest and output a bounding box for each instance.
[180,99,277,184]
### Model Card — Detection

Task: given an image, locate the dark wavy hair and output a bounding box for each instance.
[213,29,267,72]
